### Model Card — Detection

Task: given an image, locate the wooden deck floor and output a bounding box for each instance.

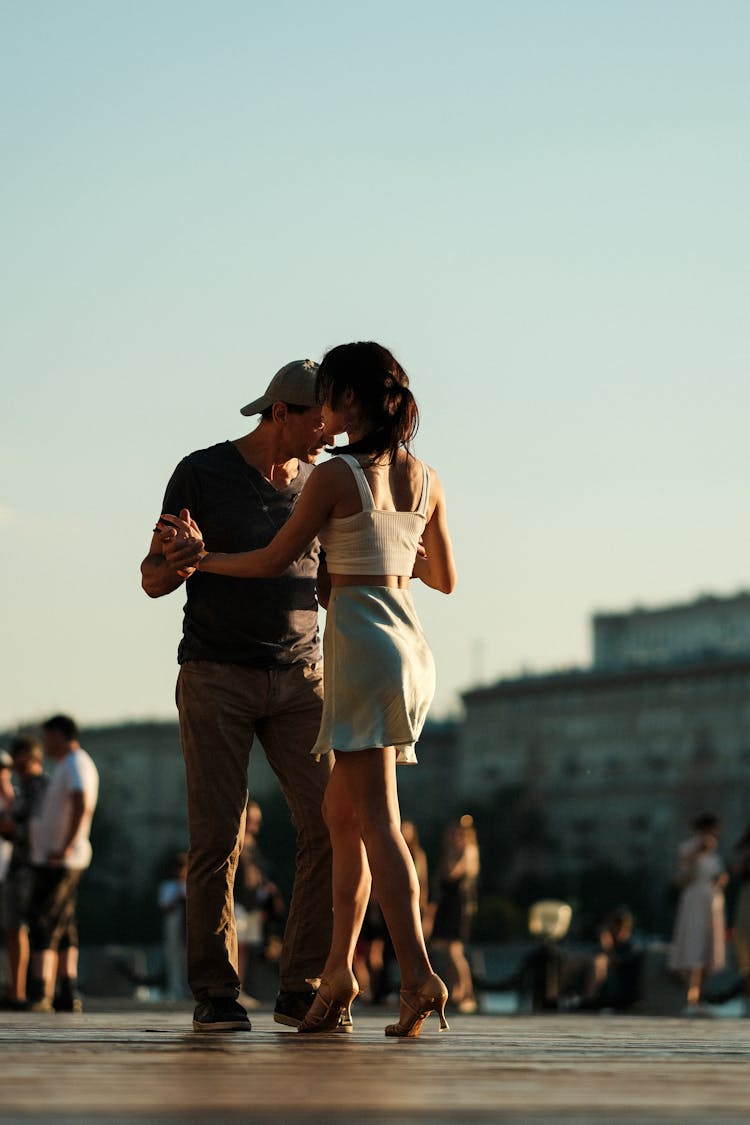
[1,1005,749,1122]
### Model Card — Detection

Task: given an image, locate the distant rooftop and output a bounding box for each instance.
[592,589,750,671]
[463,589,750,704]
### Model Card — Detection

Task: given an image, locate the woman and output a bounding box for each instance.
[159,341,456,1037]
[430,815,480,1012]
[668,813,727,1015]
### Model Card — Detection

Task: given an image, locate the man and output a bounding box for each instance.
[0,735,49,1009]
[28,715,99,1013]
[141,359,333,1032]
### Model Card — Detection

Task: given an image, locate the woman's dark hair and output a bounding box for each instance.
[316,341,419,461]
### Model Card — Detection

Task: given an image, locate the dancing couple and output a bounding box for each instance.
[151,341,456,1037]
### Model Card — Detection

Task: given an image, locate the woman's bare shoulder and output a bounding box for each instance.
[310,457,355,482]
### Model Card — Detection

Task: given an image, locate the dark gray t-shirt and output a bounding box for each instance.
[162,441,320,668]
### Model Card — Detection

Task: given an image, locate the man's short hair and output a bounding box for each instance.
[42,714,80,742]
[259,402,311,423]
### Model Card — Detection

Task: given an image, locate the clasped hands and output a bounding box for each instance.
[155,509,206,577]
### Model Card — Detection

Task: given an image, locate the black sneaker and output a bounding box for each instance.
[273,987,316,1028]
[54,982,83,1013]
[54,995,83,1013]
[0,997,30,1011]
[192,998,251,1032]
[273,987,354,1031]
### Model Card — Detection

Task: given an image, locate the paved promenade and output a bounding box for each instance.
[1,1005,749,1123]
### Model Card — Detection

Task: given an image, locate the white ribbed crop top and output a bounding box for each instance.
[319,454,430,576]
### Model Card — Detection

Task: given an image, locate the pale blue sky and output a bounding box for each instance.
[1,1,748,729]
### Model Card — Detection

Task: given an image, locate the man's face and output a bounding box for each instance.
[284,405,325,460]
[42,729,66,760]
[304,425,335,465]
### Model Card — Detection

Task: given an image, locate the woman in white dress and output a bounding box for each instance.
[159,342,457,1037]
[669,813,727,1015]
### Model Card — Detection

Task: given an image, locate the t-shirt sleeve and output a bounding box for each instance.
[162,457,201,518]
[66,756,85,794]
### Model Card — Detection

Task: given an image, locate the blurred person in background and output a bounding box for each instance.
[158,851,189,1000]
[0,736,48,1009]
[669,812,727,1017]
[28,715,99,1014]
[577,906,642,1012]
[430,815,480,1013]
[234,799,285,1008]
[0,751,15,998]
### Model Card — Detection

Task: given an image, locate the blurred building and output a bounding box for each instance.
[460,591,750,886]
[593,591,750,670]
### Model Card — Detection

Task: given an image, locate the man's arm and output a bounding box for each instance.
[141,531,189,598]
[47,791,85,864]
[141,460,199,598]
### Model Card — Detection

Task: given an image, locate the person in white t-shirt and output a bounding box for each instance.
[28,714,99,1013]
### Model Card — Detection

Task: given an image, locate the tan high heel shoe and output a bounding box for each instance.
[298,969,359,1034]
[384,973,450,1038]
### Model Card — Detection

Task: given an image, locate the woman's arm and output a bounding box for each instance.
[412,469,457,593]
[161,463,339,578]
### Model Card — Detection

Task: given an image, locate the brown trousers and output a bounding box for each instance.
[176,661,333,1000]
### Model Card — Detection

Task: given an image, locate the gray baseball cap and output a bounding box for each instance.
[240,359,320,416]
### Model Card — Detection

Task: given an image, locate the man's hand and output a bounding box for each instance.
[156,508,205,577]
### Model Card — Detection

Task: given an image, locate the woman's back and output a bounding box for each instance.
[318,453,430,579]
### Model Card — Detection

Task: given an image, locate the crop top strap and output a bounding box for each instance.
[338,454,375,511]
[416,461,431,517]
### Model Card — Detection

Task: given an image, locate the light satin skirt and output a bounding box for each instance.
[311,585,435,764]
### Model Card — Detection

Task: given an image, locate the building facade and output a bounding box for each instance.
[460,592,750,901]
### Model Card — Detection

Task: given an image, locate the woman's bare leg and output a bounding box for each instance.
[319,762,372,977]
[686,967,703,1006]
[447,940,475,1003]
[7,928,30,1002]
[333,748,432,990]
